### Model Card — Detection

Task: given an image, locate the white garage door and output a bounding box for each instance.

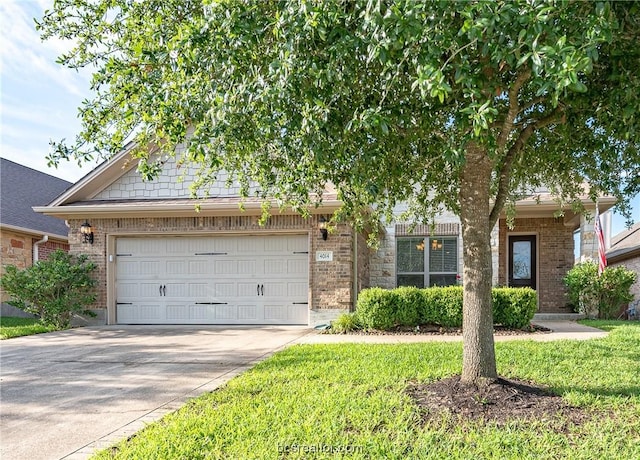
[115,235,309,325]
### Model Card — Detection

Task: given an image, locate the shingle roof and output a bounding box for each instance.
[0,158,72,237]
[607,223,640,262]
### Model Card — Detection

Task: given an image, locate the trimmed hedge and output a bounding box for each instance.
[354,286,537,330]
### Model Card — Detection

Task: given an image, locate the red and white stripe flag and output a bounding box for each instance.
[594,206,607,275]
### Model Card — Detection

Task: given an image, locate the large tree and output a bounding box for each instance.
[40,1,639,384]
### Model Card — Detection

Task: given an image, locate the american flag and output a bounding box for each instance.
[594,206,607,275]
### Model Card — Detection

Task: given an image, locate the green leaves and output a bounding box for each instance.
[36,0,639,227]
[0,250,97,329]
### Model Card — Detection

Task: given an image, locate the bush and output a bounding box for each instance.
[564,261,637,319]
[355,285,536,330]
[330,313,361,333]
[354,287,399,330]
[0,250,97,329]
[492,287,537,328]
[421,286,463,327]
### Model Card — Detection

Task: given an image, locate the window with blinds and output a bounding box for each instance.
[396,237,458,288]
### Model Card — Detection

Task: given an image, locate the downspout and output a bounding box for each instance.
[33,235,48,263]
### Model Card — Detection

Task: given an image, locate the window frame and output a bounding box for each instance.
[396,236,459,288]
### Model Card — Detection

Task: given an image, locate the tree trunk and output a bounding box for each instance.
[459,142,498,385]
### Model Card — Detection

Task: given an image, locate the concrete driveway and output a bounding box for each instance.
[0,326,312,460]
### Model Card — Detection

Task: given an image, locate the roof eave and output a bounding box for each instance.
[0,223,69,241]
[33,200,343,219]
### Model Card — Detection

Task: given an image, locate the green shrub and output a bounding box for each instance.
[0,250,97,329]
[393,286,422,326]
[354,287,399,330]
[330,313,361,333]
[355,286,537,330]
[419,286,463,327]
[492,287,537,328]
[564,261,637,319]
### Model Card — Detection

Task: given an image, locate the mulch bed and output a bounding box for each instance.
[340,323,551,336]
[407,376,593,430]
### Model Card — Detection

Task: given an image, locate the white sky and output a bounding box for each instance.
[0,0,637,235]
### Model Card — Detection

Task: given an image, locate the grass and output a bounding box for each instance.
[0,316,58,339]
[94,322,640,459]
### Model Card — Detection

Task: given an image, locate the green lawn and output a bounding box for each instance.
[94,322,640,459]
[0,316,58,339]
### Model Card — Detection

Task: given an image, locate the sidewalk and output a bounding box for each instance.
[295,320,608,345]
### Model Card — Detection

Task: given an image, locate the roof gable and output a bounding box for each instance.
[92,154,245,201]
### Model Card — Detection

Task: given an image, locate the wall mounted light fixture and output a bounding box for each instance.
[318,216,328,241]
[80,221,94,244]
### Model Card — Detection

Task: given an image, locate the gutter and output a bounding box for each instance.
[33,235,48,263]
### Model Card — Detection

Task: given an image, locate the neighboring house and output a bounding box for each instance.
[0,158,72,312]
[35,147,614,326]
[607,223,640,302]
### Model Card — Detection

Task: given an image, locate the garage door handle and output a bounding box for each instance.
[162,285,166,296]
[195,302,228,305]
[257,284,260,296]
[261,284,264,296]
[159,285,163,296]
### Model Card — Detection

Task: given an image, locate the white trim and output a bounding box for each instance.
[0,223,68,241]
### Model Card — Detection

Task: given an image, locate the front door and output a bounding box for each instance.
[508,235,537,290]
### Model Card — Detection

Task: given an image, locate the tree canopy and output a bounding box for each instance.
[39,0,640,383]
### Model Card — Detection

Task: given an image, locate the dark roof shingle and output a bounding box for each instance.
[0,158,72,237]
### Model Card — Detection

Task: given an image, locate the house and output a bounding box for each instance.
[34,147,614,326]
[1,158,72,314]
[607,223,640,303]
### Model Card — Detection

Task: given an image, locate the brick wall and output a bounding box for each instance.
[1,230,32,271]
[33,239,70,260]
[67,215,357,322]
[498,217,575,313]
[1,230,70,303]
[609,256,640,303]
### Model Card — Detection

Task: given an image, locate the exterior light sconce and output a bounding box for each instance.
[318,216,328,241]
[80,221,94,244]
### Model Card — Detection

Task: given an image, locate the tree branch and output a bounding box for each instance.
[489,106,565,227]
[496,68,531,151]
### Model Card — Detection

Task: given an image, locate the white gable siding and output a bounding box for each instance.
[94,153,246,200]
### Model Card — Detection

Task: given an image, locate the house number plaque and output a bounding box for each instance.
[316,251,333,262]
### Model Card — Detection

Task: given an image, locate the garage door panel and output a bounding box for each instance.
[288,259,308,275]
[236,237,264,254]
[117,282,139,298]
[238,282,258,297]
[212,282,236,297]
[237,304,259,321]
[167,304,190,321]
[263,258,288,275]
[116,235,309,325]
[189,260,212,275]
[237,260,256,274]
[287,282,308,297]
[166,260,187,274]
[165,283,188,298]
[117,260,139,277]
[264,304,288,321]
[214,260,237,275]
[139,261,161,276]
[287,235,308,253]
[213,304,236,320]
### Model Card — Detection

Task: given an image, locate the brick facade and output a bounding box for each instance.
[609,257,640,304]
[498,217,575,313]
[67,215,366,325]
[1,229,69,303]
